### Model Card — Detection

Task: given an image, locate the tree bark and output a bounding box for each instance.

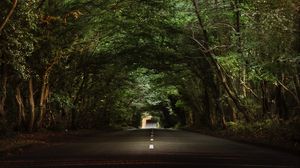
[226,96,237,122]
[215,82,226,128]
[0,0,18,33]
[233,0,248,99]
[184,78,203,128]
[36,73,49,129]
[275,74,289,120]
[293,74,300,100]
[28,78,35,132]
[203,87,212,127]
[36,53,61,129]
[71,73,87,129]
[15,84,25,128]
[275,85,288,120]
[261,80,270,118]
[0,67,8,118]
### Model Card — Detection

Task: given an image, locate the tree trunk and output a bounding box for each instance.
[233,0,247,97]
[275,84,288,120]
[203,87,212,127]
[28,78,35,132]
[36,73,50,129]
[215,82,226,128]
[35,52,61,129]
[71,73,87,129]
[0,70,8,118]
[261,80,270,118]
[275,74,289,120]
[293,74,300,100]
[184,79,202,128]
[226,96,237,122]
[15,84,25,129]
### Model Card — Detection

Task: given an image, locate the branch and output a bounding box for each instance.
[277,80,300,105]
[190,36,208,53]
[0,0,18,33]
[45,51,63,75]
[211,22,237,32]
[240,80,260,100]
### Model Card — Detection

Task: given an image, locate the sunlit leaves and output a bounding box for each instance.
[127,68,177,106]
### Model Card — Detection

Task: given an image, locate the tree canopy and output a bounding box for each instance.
[0,0,299,133]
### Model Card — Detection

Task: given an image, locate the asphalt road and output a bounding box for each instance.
[1,129,299,168]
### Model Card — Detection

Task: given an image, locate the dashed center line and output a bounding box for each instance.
[149,129,155,150]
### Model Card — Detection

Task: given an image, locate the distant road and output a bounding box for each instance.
[1,129,299,167]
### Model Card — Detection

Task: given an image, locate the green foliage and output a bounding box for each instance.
[49,93,74,109]
[226,118,300,150]
[217,53,243,78]
[0,0,38,79]
[106,67,181,127]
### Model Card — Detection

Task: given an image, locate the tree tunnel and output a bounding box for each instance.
[0,0,299,135]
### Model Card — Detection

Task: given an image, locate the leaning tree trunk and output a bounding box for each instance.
[0,0,18,33]
[36,53,61,129]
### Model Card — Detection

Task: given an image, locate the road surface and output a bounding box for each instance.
[1,129,299,167]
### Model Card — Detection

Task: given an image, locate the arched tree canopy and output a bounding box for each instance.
[0,0,299,132]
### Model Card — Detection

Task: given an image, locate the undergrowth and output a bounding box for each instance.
[224,117,300,153]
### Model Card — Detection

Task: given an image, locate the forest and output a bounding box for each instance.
[0,0,299,150]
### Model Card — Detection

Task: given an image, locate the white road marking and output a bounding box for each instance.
[150,138,154,141]
[149,144,154,149]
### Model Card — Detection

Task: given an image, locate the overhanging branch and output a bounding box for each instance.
[0,0,18,33]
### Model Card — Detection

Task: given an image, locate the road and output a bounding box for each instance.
[1,129,299,168]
